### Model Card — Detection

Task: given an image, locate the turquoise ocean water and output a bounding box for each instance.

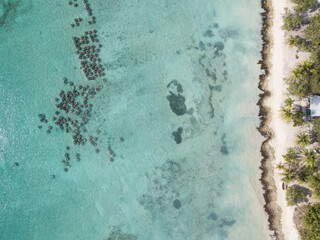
[0,0,272,239]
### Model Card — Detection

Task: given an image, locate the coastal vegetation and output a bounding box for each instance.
[303,203,320,240]
[282,0,317,31]
[307,175,320,199]
[280,0,320,239]
[291,0,317,12]
[295,132,310,148]
[280,107,293,123]
[286,186,307,206]
[282,8,302,31]
[286,60,318,98]
[280,97,304,126]
[313,119,320,142]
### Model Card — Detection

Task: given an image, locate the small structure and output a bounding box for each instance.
[309,96,320,119]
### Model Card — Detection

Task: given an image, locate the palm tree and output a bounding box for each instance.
[287,147,296,156]
[280,169,295,183]
[290,67,303,83]
[300,60,313,75]
[303,150,317,168]
[284,97,294,108]
[283,153,295,164]
[276,162,285,170]
[287,35,296,47]
[280,107,293,123]
[295,132,310,148]
[287,147,299,162]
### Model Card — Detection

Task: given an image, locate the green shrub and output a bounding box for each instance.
[287,35,302,47]
[299,166,316,183]
[287,35,310,51]
[287,81,309,98]
[304,14,320,50]
[282,8,302,30]
[286,186,307,206]
[293,111,305,126]
[307,175,320,199]
[303,203,320,240]
[310,76,320,94]
[291,0,317,13]
[314,119,320,142]
[285,11,320,102]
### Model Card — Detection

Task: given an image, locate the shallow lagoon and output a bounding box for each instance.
[0,0,271,239]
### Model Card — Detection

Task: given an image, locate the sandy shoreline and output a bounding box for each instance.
[260,0,311,239]
[267,0,300,239]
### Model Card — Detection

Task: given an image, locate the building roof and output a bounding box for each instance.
[310,96,320,117]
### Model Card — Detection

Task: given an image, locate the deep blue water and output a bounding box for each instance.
[0,0,271,239]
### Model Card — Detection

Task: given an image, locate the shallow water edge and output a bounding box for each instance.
[0,1,271,239]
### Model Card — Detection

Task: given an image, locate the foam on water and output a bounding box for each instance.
[0,0,272,239]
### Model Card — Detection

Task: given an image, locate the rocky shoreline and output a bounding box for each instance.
[258,0,285,239]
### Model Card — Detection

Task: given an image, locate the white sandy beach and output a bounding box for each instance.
[268,0,311,239]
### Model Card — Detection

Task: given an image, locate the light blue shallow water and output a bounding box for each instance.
[0,0,271,239]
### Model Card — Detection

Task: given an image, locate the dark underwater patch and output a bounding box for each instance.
[0,0,20,27]
[199,41,206,51]
[166,93,187,116]
[208,98,215,118]
[220,145,229,155]
[205,68,217,82]
[214,42,224,51]
[219,218,236,227]
[105,226,137,240]
[210,84,222,92]
[204,29,215,37]
[208,212,218,220]
[173,199,181,209]
[220,134,229,155]
[172,127,183,144]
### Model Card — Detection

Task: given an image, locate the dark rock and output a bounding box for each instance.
[214,41,224,51]
[166,93,187,116]
[173,199,181,209]
[220,145,229,155]
[208,212,218,220]
[172,127,183,144]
